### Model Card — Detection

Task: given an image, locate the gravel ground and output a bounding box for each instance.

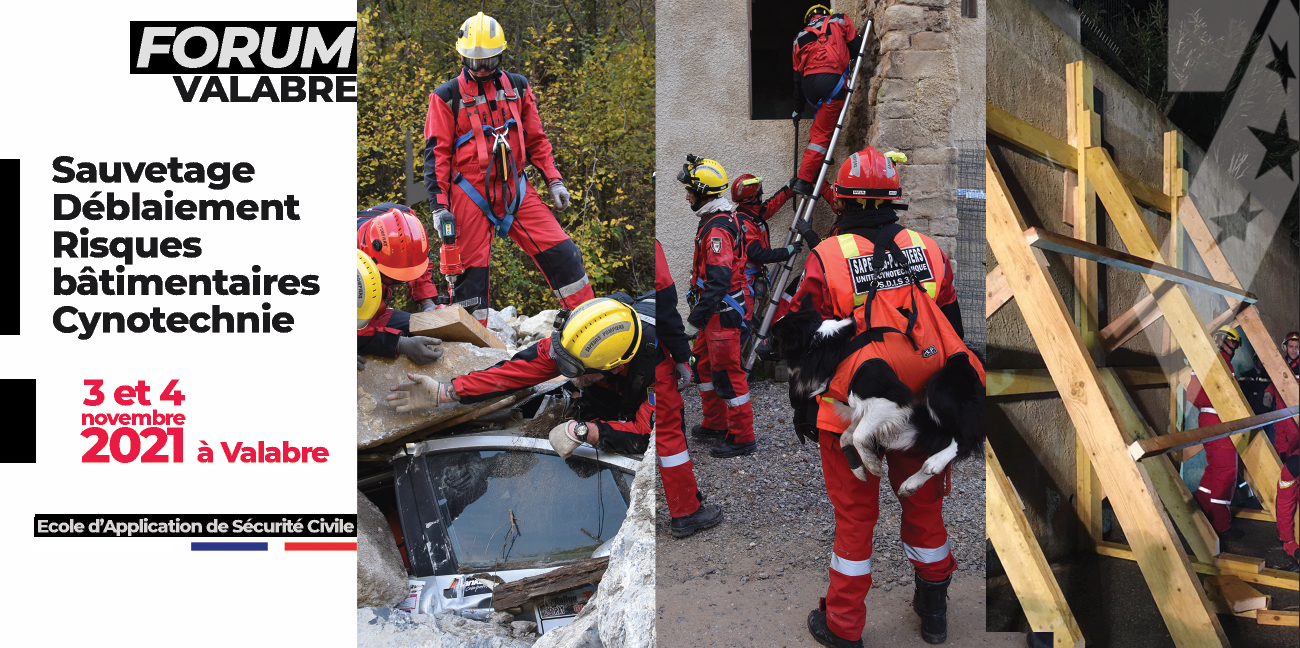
[655,379,1006,647]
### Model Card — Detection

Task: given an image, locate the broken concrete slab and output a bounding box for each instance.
[358,344,513,449]
[357,491,408,608]
[517,310,560,345]
[357,607,536,648]
[594,444,656,648]
[409,305,507,350]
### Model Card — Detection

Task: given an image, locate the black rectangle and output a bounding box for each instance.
[0,159,17,336]
[34,513,358,537]
[129,22,357,74]
[3,379,35,463]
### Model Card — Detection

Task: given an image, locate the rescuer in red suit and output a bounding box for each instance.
[1273,331,1299,569]
[422,12,593,324]
[1187,327,1246,540]
[356,203,444,367]
[790,4,863,196]
[731,173,801,328]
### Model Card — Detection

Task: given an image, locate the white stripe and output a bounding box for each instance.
[658,450,691,468]
[637,312,656,326]
[830,552,872,577]
[1200,407,1217,414]
[698,382,715,392]
[806,142,827,154]
[1198,486,1212,494]
[553,274,591,300]
[903,540,951,564]
[1210,498,1231,505]
[725,393,751,407]
[1280,479,1297,488]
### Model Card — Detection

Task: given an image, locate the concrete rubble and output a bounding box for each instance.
[357,491,409,608]
[358,607,536,648]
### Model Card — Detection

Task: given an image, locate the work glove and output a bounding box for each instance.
[549,181,571,211]
[787,177,799,189]
[754,336,775,362]
[683,321,699,339]
[416,299,437,312]
[357,355,367,371]
[396,336,444,365]
[795,218,821,249]
[430,207,452,226]
[675,362,691,392]
[786,240,804,256]
[549,421,585,458]
[386,373,453,412]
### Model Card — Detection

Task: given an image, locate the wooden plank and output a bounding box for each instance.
[1023,227,1257,303]
[1180,196,1298,410]
[408,305,507,350]
[987,149,1228,644]
[1089,146,1282,514]
[988,367,1169,397]
[987,266,1014,317]
[1216,553,1264,574]
[987,102,1078,169]
[1095,541,1299,590]
[1255,610,1299,626]
[1128,407,1298,460]
[1098,292,1164,354]
[1232,508,1275,523]
[491,557,609,610]
[1207,575,1268,612]
[986,445,1086,647]
[1099,369,1219,562]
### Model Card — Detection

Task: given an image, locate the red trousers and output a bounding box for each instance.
[693,321,754,443]
[654,355,701,518]
[1279,460,1298,553]
[819,429,955,641]
[448,183,594,322]
[798,98,843,183]
[1194,412,1238,533]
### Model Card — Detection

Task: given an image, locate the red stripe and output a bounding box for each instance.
[284,542,357,551]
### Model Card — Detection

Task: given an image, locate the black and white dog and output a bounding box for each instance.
[769,308,985,496]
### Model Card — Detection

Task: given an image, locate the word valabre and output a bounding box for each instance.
[199,440,330,463]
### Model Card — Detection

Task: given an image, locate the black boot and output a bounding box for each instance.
[670,503,723,538]
[912,574,950,644]
[806,598,863,648]
[709,434,757,458]
[792,178,815,196]
[690,424,726,440]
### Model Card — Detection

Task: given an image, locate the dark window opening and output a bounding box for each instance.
[749,0,818,120]
[961,0,977,18]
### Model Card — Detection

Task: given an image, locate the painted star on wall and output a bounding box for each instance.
[1248,112,1299,180]
[1265,36,1295,92]
[1211,194,1264,244]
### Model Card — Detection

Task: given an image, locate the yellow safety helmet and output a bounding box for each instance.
[552,298,643,378]
[805,4,832,23]
[677,154,729,196]
[1212,326,1241,345]
[357,250,383,329]
[456,12,507,61]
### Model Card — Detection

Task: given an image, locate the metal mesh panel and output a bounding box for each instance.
[954,140,986,356]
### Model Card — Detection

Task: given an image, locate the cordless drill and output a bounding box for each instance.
[435,210,461,305]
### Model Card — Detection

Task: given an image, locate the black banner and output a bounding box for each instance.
[34,514,357,537]
[1,159,17,336]
[5,379,35,463]
[129,22,357,74]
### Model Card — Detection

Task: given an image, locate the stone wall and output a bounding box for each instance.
[656,0,985,319]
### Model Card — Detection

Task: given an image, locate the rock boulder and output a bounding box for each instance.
[357,491,408,608]
[358,608,536,648]
[358,343,513,449]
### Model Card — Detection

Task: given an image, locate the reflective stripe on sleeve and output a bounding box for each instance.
[725,393,751,407]
[829,552,871,577]
[1199,486,1213,494]
[1200,407,1217,414]
[903,540,951,564]
[806,142,827,154]
[553,274,591,300]
[658,450,691,468]
[1280,478,1297,488]
[1210,498,1232,505]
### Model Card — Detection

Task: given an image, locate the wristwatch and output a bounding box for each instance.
[572,422,590,444]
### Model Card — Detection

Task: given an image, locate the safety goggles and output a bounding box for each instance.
[463,55,501,72]
[551,330,586,378]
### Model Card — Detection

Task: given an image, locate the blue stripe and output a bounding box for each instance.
[191,542,268,551]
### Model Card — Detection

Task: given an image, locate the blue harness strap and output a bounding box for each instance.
[453,170,526,239]
[695,277,749,331]
[808,67,849,109]
[454,118,520,149]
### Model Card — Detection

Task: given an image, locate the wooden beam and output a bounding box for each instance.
[1128,407,1298,460]
[1232,508,1275,523]
[1088,146,1282,514]
[1099,369,1219,562]
[1255,610,1299,626]
[408,305,507,350]
[987,149,1227,644]
[987,266,1013,317]
[1094,541,1299,590]
[491,557,608,610]
[1098,292,1164,354]
[1207,575,1268,612]
[988,367,1168,397]
[986,445,1086,646]
[1215,553,1264,574]
[1023,227,1257,303]
[987,102,1077,169]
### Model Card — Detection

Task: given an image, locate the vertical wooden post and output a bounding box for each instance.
[1067,61,1105,547]
[1163,131,1185,436]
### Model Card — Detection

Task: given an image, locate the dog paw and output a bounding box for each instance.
[851,466,872,482]
[897,473,928,497]
[862,452,886,477]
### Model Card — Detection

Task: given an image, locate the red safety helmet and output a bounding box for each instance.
[731,174,764,203]
[357,206,430,282]
[831,146,902,202]
[1284,331,1300,347]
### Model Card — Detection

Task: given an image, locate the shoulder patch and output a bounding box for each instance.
[710,237,722,253]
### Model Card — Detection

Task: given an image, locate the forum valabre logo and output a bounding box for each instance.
[129,22,357,103]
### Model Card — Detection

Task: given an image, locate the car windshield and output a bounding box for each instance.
[426,450,629,570]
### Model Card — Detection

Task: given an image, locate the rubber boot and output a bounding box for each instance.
[912,574,950,644]
[806,598,863,648]
[709,434,757,458]
[670,503,723,538]
[690,424,726,440]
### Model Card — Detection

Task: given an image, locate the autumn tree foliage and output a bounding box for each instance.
[357,1,655,314]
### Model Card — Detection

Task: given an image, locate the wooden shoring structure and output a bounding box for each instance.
[986,59,1299,646]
